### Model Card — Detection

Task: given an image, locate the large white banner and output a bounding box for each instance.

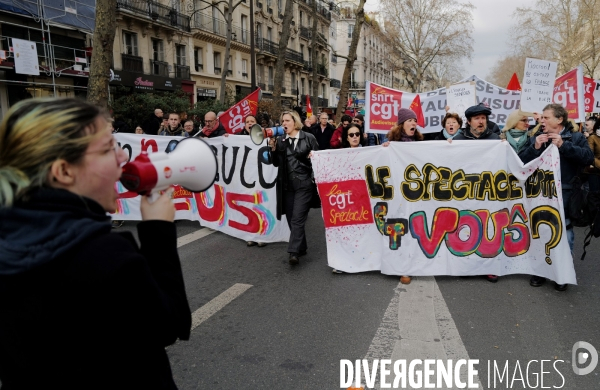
[113,134,290,243]
[312,142,576,285]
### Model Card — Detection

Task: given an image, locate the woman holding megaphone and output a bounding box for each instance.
[269,110,319,265]
[0,98,191,389]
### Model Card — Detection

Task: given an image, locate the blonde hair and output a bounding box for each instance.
[0,98,107,207]
[280,110,303,130]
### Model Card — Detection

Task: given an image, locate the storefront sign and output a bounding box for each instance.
[109,70,181,91]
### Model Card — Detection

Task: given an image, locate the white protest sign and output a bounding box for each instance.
[446,81,477,125]
[521,58,558,113]
[12,38,39,76]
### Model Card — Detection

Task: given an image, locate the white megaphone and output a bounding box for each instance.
[120,137,217,200]
[249,124,286,145]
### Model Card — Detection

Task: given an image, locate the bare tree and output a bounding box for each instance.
[486,54,528,88]
[193,0,245,104]
[87,0,117,107]
[334,0,366,119]
[380,0,474,92]
[271,0,296,116]
[511,0,600,77]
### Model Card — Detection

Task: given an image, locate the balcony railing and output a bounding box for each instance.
[255,37,278,56]
[122,53,144,73]
[303,60,313,71]
[268,84,274,91]
[258,82,266,90]
[331,54,337,63]
[116,0,190,32]
[316,63,327,77]
[175,64,190,79]
[285,48,303,64]
[282,87,286,93]
[192,13,249,44]
[349,81,366,89]
[299,26,311,40]
[150,59,169,76]
[291,88,298,95]
[318,97,329,107]
[214,66,222,75]
[227,69,233,76]
[330,78,341,88]
[195,63,203,72]
[298,0,331,20]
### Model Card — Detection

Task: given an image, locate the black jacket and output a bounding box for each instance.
[269,130,319,219]
[519,122,594,191]
[0,188,191,390]
[453,126,500,140]
[308,123,336,150]
[143,114,162,135]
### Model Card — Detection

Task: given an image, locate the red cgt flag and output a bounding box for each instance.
[409,94,426,128]
[306,95,313,117]
[506,73,521,91]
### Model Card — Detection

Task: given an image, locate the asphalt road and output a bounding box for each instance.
[117,211,600,390]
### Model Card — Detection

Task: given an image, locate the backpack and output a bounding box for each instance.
[567,176,600,259]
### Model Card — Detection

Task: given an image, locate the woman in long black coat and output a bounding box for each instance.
[0,98,191,389]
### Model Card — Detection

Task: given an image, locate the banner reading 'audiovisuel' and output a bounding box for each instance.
[311,141,576,285]
[112,133,290,243]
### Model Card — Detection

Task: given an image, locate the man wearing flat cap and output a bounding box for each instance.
[453,104,501,140]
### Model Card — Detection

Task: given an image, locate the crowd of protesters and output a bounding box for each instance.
[109,100,600,291]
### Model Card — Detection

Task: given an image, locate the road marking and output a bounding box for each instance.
[191,283,253,330]
[177,228,215,248]
[364,277,482,389]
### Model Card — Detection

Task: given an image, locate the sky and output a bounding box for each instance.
[365,0,536,82]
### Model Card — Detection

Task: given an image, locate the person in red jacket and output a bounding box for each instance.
[330,114,353,149]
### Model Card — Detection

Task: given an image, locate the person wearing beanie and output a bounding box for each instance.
[452,104,500,140]
[382,108,424,285]
[500,110,534,154]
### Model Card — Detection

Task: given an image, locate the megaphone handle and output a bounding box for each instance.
[147,192,161,204]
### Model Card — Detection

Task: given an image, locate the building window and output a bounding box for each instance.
[227,55,233,75]
[321,83,326,97]
[212,6,220,33]
[214,52,221,74]
[291,72,296,90]
[176,44,186,65]
[268,66,274,86]
[348,24,354,38]
[300,11,303,25]
[242,59,248,78]
[152,39,164,61]
[301,78,305,94]
[256,23,262,39]
[194,47,203,71]
[267,27,272,41]
[241,15,248,43]
[258,63,264,83]
[309,80,312,93]
[122,31,138,56]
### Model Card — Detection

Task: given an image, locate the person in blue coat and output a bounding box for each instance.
[519,103,594,291]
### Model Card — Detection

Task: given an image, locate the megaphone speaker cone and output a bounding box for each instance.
[250,124,265,145]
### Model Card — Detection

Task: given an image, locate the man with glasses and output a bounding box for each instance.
[183,120,199,138]
[198,111,226,138]
[308,112,335,150]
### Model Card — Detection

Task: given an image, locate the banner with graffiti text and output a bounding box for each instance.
[113,133,290,243]
[311,142,576,285]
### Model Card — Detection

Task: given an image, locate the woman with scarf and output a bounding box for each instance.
[382,108,424,285]
[433,113,463,140]
[500,110,534,154]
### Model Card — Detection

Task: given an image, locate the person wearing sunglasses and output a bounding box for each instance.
[500,110,535,154]
[0,98,191,389]
[342,125,365,148]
